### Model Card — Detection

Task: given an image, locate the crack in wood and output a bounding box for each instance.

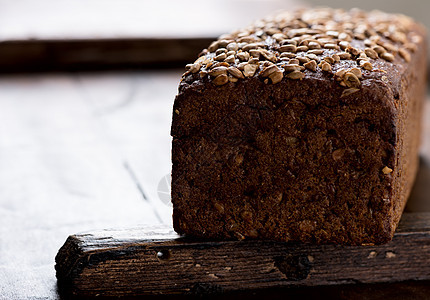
[123,161,163,223]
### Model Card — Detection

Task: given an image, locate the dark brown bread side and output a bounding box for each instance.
[171,8,427,245]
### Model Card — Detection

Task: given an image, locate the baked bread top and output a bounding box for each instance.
[180,7,424,97]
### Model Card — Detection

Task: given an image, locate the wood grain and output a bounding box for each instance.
[55,212,430,297]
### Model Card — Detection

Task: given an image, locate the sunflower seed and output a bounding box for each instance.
[344,72,361,88]
[373,45,386,55]
[279,44,297,53]
[399,48,411,62]
[296,45,309,52]
[304,60,317,71]
[269,70,283,84]
[243,43,258,51]
[305,53,319,61]
[249,49,261,58]
[364,39,373,47]
[324,43,339,49]
[210,62,229,69]
[214,53,227,61]
[354,32,366,40]
[248,58,260,64]
[282,39,297,46]
[338,32,351,41]
[332,54,340,62]
[208,41,219,52]
[260,65,279,77]
[319,61,332,72]
[364,48,378,59]
[272,33,286,42]
[337,52,351,60]
[237,52,250,61]
[208,66,228,77]
[381,52,395,62]
[227,67,244,79]
[308,49,324,55]
[382,166,393,174]
[224,55,235,63]
[227,42,239,51]
[186,63,201,73]
[243,63,258,77]
[284,64,303,72]
[212,74,229,85]
[297,56,310,64]
[339,41,350,50]
[308,42,321,49]
[237,36,255,43]
[280,52,296,59]
[335,68,347,79]
[228,75,239,83]
[349,67,362,78]
[360,60,373,70]
[346,46,360,56]
[286,70,305,80]
[405,43,417,53]
[326,30,339,37]
[218,39,231,47]
[324,56,335,64]
[215,48,227,55]
[237,62,247,70]
[341,88,360,98]
[383,43,398,53]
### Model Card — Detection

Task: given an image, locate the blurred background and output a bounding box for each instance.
[0,0,428,71]
[0,1,429,299]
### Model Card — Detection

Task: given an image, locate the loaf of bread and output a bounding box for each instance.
[171,8,427,245]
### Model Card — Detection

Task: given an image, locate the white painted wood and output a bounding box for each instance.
[74,71,180,225]
[0,73,168,299]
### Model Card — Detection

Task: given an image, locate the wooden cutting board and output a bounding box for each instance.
[55,213,430,297]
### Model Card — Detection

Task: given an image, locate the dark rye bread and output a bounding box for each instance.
[171,8,427,245]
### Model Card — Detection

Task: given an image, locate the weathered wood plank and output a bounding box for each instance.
[55,212,430,297]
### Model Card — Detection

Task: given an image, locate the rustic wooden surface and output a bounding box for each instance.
[55,212,430,297]
[0,70,429,299]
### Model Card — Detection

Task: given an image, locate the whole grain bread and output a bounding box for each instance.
[171,8,427,245]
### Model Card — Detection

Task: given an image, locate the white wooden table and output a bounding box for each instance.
[0,71,180,299]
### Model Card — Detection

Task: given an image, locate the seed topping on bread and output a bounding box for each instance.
[183,8,422,88]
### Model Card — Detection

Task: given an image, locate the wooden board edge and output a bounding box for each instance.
[0,38,214,72]
[55,212,430,297]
